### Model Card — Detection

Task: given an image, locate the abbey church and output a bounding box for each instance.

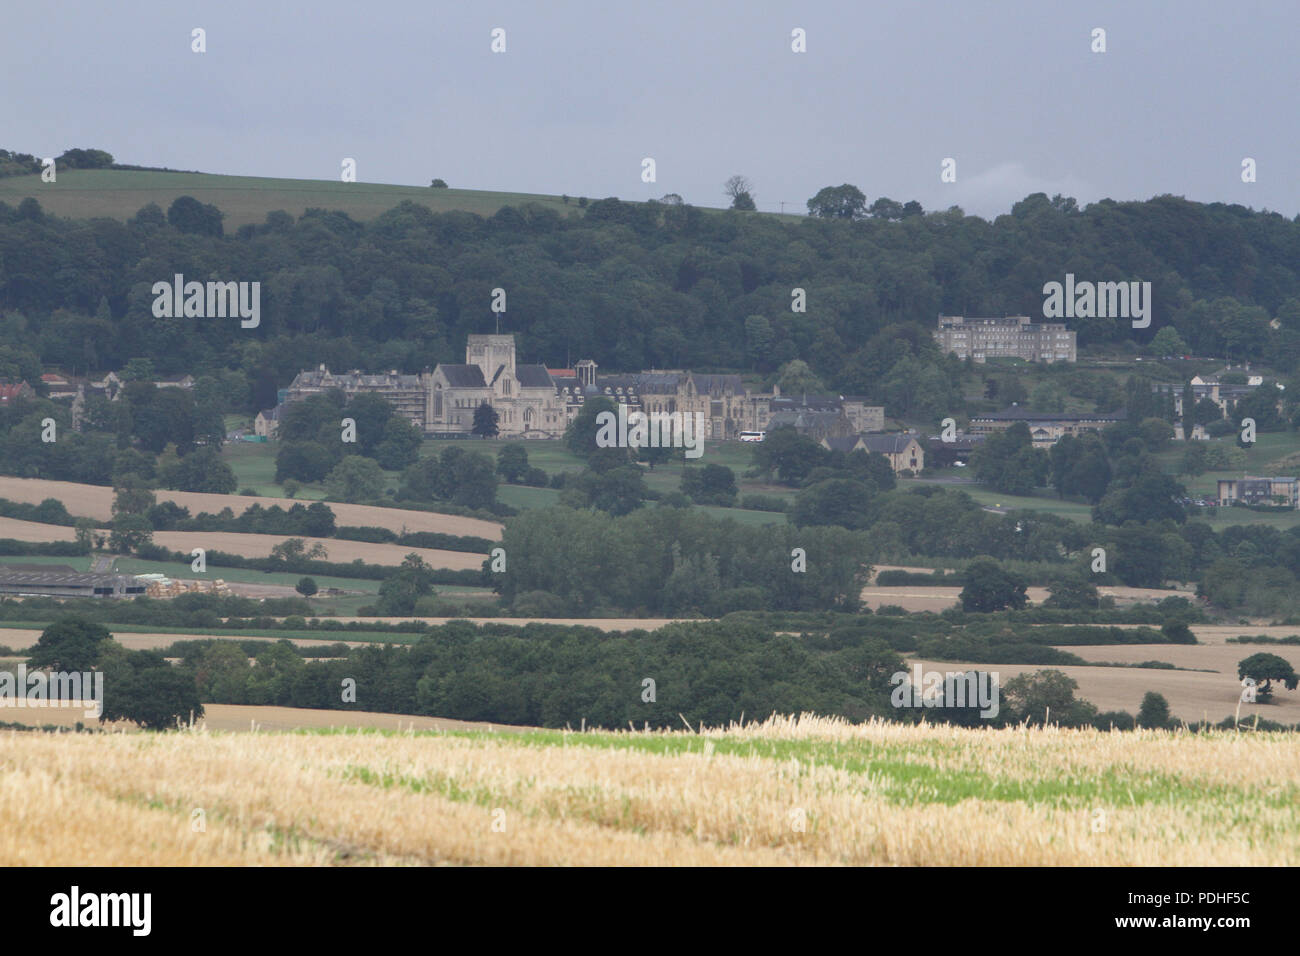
[283,333,885,444]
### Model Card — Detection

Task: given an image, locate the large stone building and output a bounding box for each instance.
[969,405,1125,447]
[286,366,426,429]
[424,334,565,437]
[285,335,886,442]
[1217,476,1300,509]
[934,315,1076,363]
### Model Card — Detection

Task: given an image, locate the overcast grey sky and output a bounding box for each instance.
[3,0,1296,219]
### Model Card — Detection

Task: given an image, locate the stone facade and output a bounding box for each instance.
[286,335,886,441]
[934,315,1076,363]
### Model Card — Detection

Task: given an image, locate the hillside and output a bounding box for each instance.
[0,168,578,229]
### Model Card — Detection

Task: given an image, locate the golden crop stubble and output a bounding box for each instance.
[1,716,1296,866]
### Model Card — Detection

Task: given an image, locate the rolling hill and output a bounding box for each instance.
[0,168,581,228]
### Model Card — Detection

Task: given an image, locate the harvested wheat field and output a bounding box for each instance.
[7,703,529,734]
[331,616,695,631]
[0,476,503,539]
[1069,641,1300,675]
[1,714,1297,866]
[0,519,481,568]
[0,516,77,543]
[149,531,483,569]
[859,585,1173,612]
[907,657,1300,723]
[0,628,370,654]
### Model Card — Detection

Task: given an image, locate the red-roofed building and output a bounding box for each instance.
[0,382,35,406]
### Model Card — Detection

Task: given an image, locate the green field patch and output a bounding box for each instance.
[0,168,579,229]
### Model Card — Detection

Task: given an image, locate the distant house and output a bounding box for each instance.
[858,433,925,474]
[41,372,79,399]
[770,406,856,442]
[926,432,986,467]
[968,405,1125,447]
[1153,377,1264,419]
[255,405,283,438]
[0,381,34,406]
[1218,476,1300,509]
[821,433,925,475]
[838,396,886,433]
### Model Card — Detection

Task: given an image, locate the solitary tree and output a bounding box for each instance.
[806,184,867,220]
[271,537,329,562]
[1136,691,1173,729]
[295,576,319,597]
[27,617,113,672]
[376,553,437,614]
[1043,575,1100,610]
[959,559,1029,613]
[324,456,386,503]
[497,443,530,483]
[472,401,500,438]
[1238,653,1300,703]
[723,175,755,211]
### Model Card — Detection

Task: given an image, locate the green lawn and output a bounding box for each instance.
[0,555,95,571]
[222,442,297,496]
[955,485,1096,522]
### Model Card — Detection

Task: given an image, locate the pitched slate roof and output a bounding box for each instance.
[859,434,918,454]
[823,436,864,453]
[439,365,487,388]
[691,373,743,394]
[768,409,843,430]
[972,405,1127,423]
[516,365,555,388]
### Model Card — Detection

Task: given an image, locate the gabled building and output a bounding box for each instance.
[820,433,925,475]
[424,334,563,437]
[0,381,34,406]
[287,365,427,430]
[1217,476,1300,509]
[254,405,283,438]
[969,405,1125,447]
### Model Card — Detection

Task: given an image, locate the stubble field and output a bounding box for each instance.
[2,715,1295,866]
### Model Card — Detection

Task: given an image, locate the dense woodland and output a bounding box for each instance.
[2,167,1300,426]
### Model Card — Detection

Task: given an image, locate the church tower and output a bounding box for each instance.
[466,334,517,383]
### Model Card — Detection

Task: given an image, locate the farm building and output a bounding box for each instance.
[0,565,147,599]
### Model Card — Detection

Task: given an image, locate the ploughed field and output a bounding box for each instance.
[1,715,1295,865]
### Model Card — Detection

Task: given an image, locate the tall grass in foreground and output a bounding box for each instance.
[2,715,1297,866]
